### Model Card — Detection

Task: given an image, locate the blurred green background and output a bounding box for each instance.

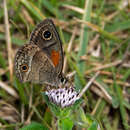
[0,0,130,129]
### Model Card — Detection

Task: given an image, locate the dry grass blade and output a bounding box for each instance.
[0,68,9,75]
[63,27,77,73]
[62,4,84,14]
[87,34,100,56]
[0,100,20,123]
[103,79,130,87]
[0,81,19,99]
[91,98,102,115]
[99,71,123,79]
[66,71,76,79]
[122,63,130,68]
[78,71,100,98]
[90,86,111,104]
[25,97,40,124]
[93,80,112,102]
[74,17,99,31]
[22,7,35,25]
[86,60,122,74]
[21,104,25,123]
[3,0,13,82]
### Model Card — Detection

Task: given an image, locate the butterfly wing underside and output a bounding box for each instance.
[29,19,64,75]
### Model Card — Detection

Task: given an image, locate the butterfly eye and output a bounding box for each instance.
[21,64,29,72]
[61,77,68,84]
[43,30,52,40]
[61,77,64,83]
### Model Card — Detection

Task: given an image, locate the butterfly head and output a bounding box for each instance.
[56,74,68,87]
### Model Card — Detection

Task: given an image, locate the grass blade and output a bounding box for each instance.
[75,0,93,89]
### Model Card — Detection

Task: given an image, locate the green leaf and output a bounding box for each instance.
[113,78,129,130]
[88,121,99,130]
[13,78,28,104]
[20,122,48,130]
[111,95,119,108]
[105,20,130,32]
[59,117,73,130]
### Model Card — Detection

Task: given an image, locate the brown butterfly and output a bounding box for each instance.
[14,19,79,108]
[14,19,66,86]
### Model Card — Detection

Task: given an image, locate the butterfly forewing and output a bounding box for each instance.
[29,19,64,75]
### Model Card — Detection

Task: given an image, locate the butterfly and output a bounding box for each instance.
[14,19,79,108]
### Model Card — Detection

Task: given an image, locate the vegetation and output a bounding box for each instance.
[0,0,130,129]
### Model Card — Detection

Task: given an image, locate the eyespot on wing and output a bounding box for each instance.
[21,64,29,72]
